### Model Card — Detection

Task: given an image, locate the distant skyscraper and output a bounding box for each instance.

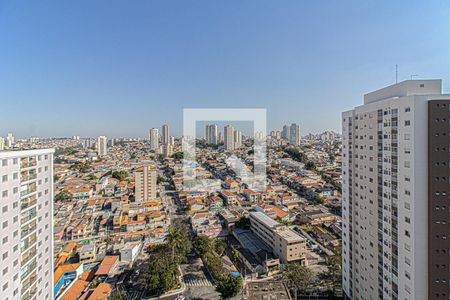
[218,131,223,143]
[281,125,290,141]
[342,80,450,300]
[162,124,170,146]
[0,149,54,300]
[149,128,159,150]
[0,137,4,151]
[170,136,175,145]
[224,125,235,150]
[6,133,14,148]
[205,124,218,145]
[234,130,242,148]
[289,123,300,146]
[96,136,108,157]
[135,164,157,202]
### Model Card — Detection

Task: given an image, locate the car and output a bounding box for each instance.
[175,295,186,300]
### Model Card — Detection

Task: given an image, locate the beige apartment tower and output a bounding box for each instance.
[134,164,157,202]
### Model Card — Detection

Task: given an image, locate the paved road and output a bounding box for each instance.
[180,256,220,299]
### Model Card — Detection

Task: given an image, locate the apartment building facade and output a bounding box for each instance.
[0,149,54,300]
[134,164,157,202]
[249,211,307,265]
[96,136,108,157]
[342,80,450,300]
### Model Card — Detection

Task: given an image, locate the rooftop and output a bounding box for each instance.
[250,211,279,229]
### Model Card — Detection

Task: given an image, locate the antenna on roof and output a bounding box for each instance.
[410,74,419,80]
[395,64,398,84]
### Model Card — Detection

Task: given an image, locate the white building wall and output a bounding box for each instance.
[0,149,54,300]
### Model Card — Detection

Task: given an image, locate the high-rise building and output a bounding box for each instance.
[96,136,108,157]
[162,144,173,158]
[0,149,54,300]
[224,125,234,150]
[134,164,157,202]
[0,137,4,151]
[205,124,218,145]
[149,128,159,150]
[281,125,290,141]
[6,133,14,148]
[342,80,450,300]
[162,124,170,146]
[289,123,300,146]
[170,136,175,145]
[234,130,242,149]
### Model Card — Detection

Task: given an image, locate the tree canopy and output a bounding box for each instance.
[112,170,129,181]
[215,272,242,299]
[281,263,315,292]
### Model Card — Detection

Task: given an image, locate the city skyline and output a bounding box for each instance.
[1,1,450,137]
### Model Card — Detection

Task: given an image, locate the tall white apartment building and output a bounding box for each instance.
[6,133,15,148]
[0,137,5,151]
[162,124,170,146]
[234,130,242,149]
[0,149,54,300]
[205,124,218,145]
[149,128,159,150]
[289,123,300,146]
[224,125,235,150]
[96,136,108,157]
[342,80,450,300]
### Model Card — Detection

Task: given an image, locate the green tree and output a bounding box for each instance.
[215,272,242,299]
[281,263,315,293]
[231,249,240,261]
[165,228,191,263]
[112,171,129,181]
[87,173,97,180]
[55,190,71,203]
[145,245,179,296]
[321,255,342,287]
[206,254,224,279]
[214,239,227,256]
[172,152,183,160]
[305,161,317,171]
[110,289,125,300]
[192,235,213,259]
[235,216,251,229]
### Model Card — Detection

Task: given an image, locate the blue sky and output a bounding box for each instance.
[1,1,450,138]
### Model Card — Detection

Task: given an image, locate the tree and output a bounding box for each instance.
[235,216,251,229]
[172,152,183,160]
[55,190,71,203]
[321,256,342,287]
[110,289,126,300]
[112,171,129,181]
[281,263,315,293]
[165,228,191,263]
[305,161,317,171]
[145,245,179,296]
[215,272,242,299]
[192,235,213,259]
[231,249,240,261]
[214,239,227,256]
[87,173,97,181]
[206,254,224,279]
